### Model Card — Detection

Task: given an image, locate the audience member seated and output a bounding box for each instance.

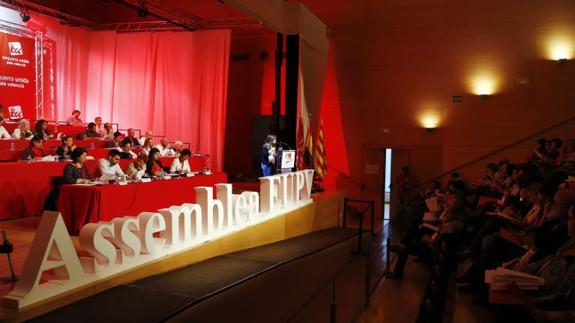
[118,140,137,159]
[56,136,76,161]
[531,138,552,165]
[156,137,176,157]
[170,149,192,174]
[102,123,114,141]
[124,128,140,146]
[20,136,46,161]
[12,119,33,139]
[125,155,147,180]
[94,149,125,180]
[80,122,99,139]
[141,138,155,156]
[107,131,123,148]
[34,119,52,140]
[447,172,467,192]
[66,109,84,126]
[139,130,153,146]
[383,136,575,322]
[564,139,575,162]
[548,137,563,161]
[474,162,504,197]
[145,148,165,176]
[94,117,104,137]
[63,148,90,184]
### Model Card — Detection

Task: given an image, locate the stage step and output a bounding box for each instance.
[28,227,361,323]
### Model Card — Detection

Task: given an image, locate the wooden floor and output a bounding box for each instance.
[357,257,430,323]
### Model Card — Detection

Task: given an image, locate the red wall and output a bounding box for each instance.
[303,0,575,190]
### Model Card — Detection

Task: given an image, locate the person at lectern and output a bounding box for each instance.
[261,134,278,176]
[66,109,84,126]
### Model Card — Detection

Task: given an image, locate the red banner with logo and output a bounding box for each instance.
[0,32,36,120]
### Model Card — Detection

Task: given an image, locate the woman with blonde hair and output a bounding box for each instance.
[12,119,33,139]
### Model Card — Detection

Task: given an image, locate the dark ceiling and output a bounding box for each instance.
[28,0,247,23]
[3,0,258,31]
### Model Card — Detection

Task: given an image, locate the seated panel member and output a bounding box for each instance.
[0,108,9,139]
[94,117,104,137]
[173,141,184,156]
[141,138,155,156]
[125,128,140,147]
[139,130,153,146]
[119,140,138,159]
[20,136,46,161]
[33,119,52,140]
[63,148,90,184]
[80,122,99,139]
[156,138,176,157]
[66,109,84,126]
[94,149,125,180]
[107,131,123,148]
[145,148,165,176]
[12,119,33,139]
[125,155,147,180]
[56,136,76,160]
[102,123,114,141]
[170,149,192,174]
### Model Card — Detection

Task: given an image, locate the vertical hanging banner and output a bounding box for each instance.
[0,31,36,120]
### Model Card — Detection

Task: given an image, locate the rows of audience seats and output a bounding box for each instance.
[0,109,188,162]
[388,137,575,322]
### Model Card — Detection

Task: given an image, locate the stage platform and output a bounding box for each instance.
[28,227,359,322]
[0,190,345,322]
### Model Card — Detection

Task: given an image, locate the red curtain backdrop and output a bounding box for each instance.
[31,17,230,171]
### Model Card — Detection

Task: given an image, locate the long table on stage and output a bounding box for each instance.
[0,156,207,220]
[58,173,228,234]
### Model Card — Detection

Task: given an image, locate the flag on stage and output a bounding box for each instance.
[313,120,327,178]
[304,117,314,169]
[296,118,305,170]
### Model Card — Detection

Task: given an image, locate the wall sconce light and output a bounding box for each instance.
[420,113,440,131]
[472,76,496,98]
[548,38,573,63]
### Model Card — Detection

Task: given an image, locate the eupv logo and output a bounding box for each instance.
[8,42,23,56]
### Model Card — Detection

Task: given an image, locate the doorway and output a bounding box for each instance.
[361,148,410,223]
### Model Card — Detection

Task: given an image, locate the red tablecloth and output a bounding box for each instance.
[58,173,227,234]
[0,156,206,220]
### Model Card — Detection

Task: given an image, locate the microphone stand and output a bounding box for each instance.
[0,230,17,284]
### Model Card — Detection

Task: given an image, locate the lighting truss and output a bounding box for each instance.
[0,0,262,32]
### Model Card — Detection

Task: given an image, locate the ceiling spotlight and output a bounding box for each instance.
[20,12,30,23]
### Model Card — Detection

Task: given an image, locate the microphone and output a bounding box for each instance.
[278,142,291,150]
